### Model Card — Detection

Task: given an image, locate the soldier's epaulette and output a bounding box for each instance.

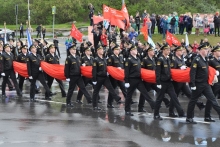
[111,54,114,57]
[159,56,163,60]
[128,57,131,60]
[67,55,71,58]
[196,57,200,61]
[144,56,148,59]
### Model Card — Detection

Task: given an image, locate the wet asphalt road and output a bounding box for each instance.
[0,39,220,147]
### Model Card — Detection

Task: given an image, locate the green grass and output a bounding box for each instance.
[138,33,219,46]
[0,22,90,32]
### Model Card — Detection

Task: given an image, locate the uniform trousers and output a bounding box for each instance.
[154,81,184,116]
[125,78,155,112]
[47,75,66,96]
[66,75,91,104]
[187,82,220,118]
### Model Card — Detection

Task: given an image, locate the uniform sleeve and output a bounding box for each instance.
[107,56,113,66]
[141,58,146,68]
[0,55,4,73]
[17,55,21,62]
[155,58,162,85]
[190,59,198,87]
[92,59,97,82]
[64,57,70,78]
[124,58,131,83]
[26,56,32,77]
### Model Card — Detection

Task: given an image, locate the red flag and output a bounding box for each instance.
[166,31,181,46]
[70,24,83,42]
[93,15,104,24]
[110,15,125,29]
[103,4,125,21]
[13,61,29,78]
[141,25,148,41]
[121,4,130,27]
[103,5,111,21]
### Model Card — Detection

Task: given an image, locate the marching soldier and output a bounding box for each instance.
[64,45,92,107]
[124,45,155,116]
[45,44,66,97]
[33,39,44,58]
[0,44,22,97]
[43,39,49,56]
[186,44,220,124]
[92,45,122,110]
[139,45,170,112]
[154,44,185,120]
[170,46,205,117]
[17,45,29,92]
[27,45,52,101]
[76,46,101,104]
[107,45,127,108]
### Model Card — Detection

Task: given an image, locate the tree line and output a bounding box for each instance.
[0,0,219,25]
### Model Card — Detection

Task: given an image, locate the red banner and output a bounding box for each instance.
[110,15,125,29]
[70,24,83,42]
[121,4,130,27]
[141,25,148,41]
[13,61,29,78]
[166,31,181,46]
[93,15,104,24]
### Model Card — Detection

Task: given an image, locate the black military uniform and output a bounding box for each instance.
[34,39,44,58]
[27,45,52,101]
[186,44,220,123]
[107,45,127,108]
[0,44,22,97]
[17,45,29,92]
[170,46,205,117]
[154,44,185,120]
[64,45,92,107]
[45,44,66,97]
[76,47,100,103]
[139,46,170,112]
[43,40,49,56]
[92,45,121,110]
[124,45,155,116]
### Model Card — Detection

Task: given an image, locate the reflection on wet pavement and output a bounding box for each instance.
[0,82,220,147]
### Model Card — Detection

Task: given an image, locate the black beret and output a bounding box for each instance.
[146,44,154,52]
[161,44,170,50]
[21,45,28,50]
[197,44,209,50]
[3,44,10,49]
[96,44,103,51]
[29,45,36,51]
[43,39,48,45]
[112,45,120,50]
[86,41,92,47]
[128,45,137,52]
[68,45,76,50]
[211,45,220,52]
[84,47,91,52]
[48,44,55,49]
[172,43,178,47]
[157,42,162,48]
[34,39,40,43]
[173,46,184,52]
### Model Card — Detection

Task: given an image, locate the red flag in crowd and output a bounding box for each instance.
[166,31,181,46]
[110,15,125,29]
[141,25,148,41]
[70,24,83,42]
[121,4,130,27]
[93,15,104,24]
[103,4,125,21]
[103,5,111,21]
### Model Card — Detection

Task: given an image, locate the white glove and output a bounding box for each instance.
[66,78,70,82]
[107,72,109,76]
[29,76,33,79]
[191,87,196,90]
[180,65,187,70]
[1,73,5,76]
[39,67,42,71]
[125,83,130,88]
[92,81,97,85]
[117,67,122,69]
[82,63,86,67]
[157,85,162,89]
[216,70,219,76]
[184,58,187,62]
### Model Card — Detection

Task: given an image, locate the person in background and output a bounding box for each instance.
[214,12,220,37]
[19,23,24,38]
[53,35,61,58]
[42,26,46,39]
[65,35,73,57]
[135,12,141,34]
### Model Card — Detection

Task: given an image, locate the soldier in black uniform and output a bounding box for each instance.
[17,45,29,92]
[205,45,220,122]
[139,45,170,112]
[9,39,17,58]
[16,40,23,56]
[154,44,185,120]
[0,44,22,97]
[45,44,66,97]
[92,45,122,110]
[27,45,52,101]
[64,45,92,107]
[107,45,127,108]
[120,41,131,60]
[34,39,44,58]
[42,39,49,56]
[124,45,155,116]
[186,44,220,124]
[170,46,205,117]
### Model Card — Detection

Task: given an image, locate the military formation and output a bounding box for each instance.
[1,36,220,124]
